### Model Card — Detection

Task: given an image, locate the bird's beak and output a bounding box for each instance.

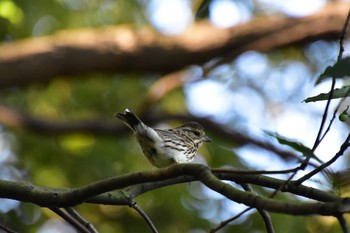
[202,136,212,142]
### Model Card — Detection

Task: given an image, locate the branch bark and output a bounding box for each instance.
[0,164,347,216]
[0,2,349,88]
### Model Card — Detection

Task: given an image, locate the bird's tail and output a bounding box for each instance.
[114,109,143,132]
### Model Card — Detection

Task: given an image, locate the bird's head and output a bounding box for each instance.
[178,122,211,144]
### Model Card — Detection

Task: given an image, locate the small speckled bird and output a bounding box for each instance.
[115,109,211,168]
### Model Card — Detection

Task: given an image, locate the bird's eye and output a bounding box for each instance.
[193,131,201,137]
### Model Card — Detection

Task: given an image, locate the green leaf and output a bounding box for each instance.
[339,113,349,122]
[339,105,349,122]
[316,57,350,84]
[265,131,313,154]
[0,0,23,24]
[265,131,322,163]
[304,85,350,103]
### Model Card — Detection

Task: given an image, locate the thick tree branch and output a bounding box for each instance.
[0,2,349,88]
[119,164,338,204]
[0,164,348,216]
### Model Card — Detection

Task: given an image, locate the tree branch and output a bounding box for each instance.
[210,207,253,233]
[0,164,348,216]
[337,214,349,233]
[64,207,98,233]
[123,168,341,203]
[0,224,17,233]
[295,133,350,185]
[50,207,94,233]
[0,2,349,88]
[129,200,159,233]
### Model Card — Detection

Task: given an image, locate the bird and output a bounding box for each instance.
[115,109,211,168]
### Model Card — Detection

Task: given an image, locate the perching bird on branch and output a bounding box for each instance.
[115,109,211,168]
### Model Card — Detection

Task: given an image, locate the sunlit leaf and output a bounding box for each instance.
[304,85,350,103]
[0,0,23,24]
[34,167,68,187]
[59,133,95,155]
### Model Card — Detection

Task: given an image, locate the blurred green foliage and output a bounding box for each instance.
[1,0,146,39]
[0,0,218,228]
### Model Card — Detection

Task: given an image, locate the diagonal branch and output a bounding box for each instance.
[337,214,349,233]
[311,9,350,152]
[129,200,159,233]
[0,224,17,233]
[210,207,253,233]
[64,207,99,233]
[295,133,350,185]
[50,207,94,233]
[0,2,349,88]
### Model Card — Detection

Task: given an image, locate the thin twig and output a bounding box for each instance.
[311,77,336,152]
[212,167,297,175]
[337,214,349,233]
[65,207,98,233]
[319,92,350,146]
[211,184,275,233]
[294,133,350,185]
[242,184,275,233]
[50,207,92,233]
[0,224,17,233]
[276,9,350,196]
[312,9,350,151]
[210,207,253,233]
[256,208,275,233]
[130,200,159,233]
[337,10,350,61]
